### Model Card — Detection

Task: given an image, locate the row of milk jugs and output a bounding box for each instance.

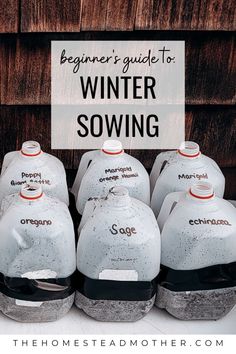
[0,140,235,322]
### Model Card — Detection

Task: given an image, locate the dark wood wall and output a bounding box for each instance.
[0,0,235,198]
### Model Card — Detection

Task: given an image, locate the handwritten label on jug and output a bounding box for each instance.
[110,223,137,237]
[20,219,52,227]
[22,172,42,179]
[10,172,51,186]
[178,173,208,180]
[189,218,232,226]
[99,166,139,183]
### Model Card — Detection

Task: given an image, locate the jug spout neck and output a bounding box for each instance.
[20,141,42,157]
[178,141,200,159]
[106,186,131,207]
[188,182,214,201]
[19,184,44,201]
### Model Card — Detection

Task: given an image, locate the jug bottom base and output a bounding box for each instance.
[155,285,236,320]
[0,292,75,322]
[75,291,155,322]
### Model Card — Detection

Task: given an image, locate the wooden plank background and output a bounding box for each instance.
[135,0,236,30]
[0,0,235,198]
[21,0,82,33]
[20,0,236,32]
[81,0,108,31]
[0,0,19,33]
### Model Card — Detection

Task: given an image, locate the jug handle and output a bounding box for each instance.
[157,191,184,231]
[150,153,171,193]
[229,200,236,208]
[78,197,101,234]
[71,150,97,198]
[1,151,18,175]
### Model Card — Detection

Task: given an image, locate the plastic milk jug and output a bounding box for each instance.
[72,140,150,215]
[0,141,69,205]
[156,182,236,320]
[0,184,76,322]
[150,141,225,217]
[75,186,160,321]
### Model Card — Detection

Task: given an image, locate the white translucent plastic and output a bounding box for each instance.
[150,141,225,217]
[159,182,236,270]
[0,141,69,205]
[0,184,76,279]
[77,187,160,281]
[72,140,150,215]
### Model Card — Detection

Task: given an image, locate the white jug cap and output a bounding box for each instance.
[178,141,200,158]
[189,182,214,200]
[21,141,42,156]
[102,140,123,155]
[20,184,43,200]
